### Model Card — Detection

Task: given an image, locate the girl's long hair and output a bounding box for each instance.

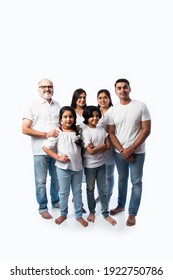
[59,106,83,147]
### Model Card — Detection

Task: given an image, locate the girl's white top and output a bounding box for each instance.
[43,130,83,171]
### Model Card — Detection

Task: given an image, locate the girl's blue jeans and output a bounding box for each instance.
[56,168,83,219]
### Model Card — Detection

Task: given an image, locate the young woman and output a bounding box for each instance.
[70,88,87,129]
[82,106,117,226]
[70,88,87,212]
[43,106,88,227]
[96,89,116,205]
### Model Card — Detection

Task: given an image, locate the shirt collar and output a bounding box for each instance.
[37,96,54,104]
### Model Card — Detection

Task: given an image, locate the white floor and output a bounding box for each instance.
[1,153,173,261]
[1,131,173,280]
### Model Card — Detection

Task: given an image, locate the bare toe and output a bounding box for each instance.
[126,215,136,226]
[40,211,52,219]
[55,215,67,225]
[110,206,124,215]
[105,215,117,226]
[76,217,89,227]
[87,213,95,223]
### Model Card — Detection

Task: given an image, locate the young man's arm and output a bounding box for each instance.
[107,124,136,163]
[120,120,151,159]
[107,124,123,152]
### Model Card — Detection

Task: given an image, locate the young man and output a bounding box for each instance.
[22,78,61,219]
[107,78,151,226]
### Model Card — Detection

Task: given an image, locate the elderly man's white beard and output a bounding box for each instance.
[39,91,53,100]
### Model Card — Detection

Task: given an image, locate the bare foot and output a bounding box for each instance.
[55,215,67,225]
[87,213,95,223]
[105,215,117,226]
[40,211,52,219]
[126,215,136,226]
[76,217,89,227]
[110,206,124,215]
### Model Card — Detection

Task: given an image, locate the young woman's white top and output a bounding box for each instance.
[76,113,86,129]
[43,130,83,171]
[97,107,116,165]
[82,126,107,168]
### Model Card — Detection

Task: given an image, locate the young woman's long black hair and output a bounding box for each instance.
[97,89,113,108]
[70,88,87,109]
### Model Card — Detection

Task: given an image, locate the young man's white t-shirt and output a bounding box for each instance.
[108,99,151,154]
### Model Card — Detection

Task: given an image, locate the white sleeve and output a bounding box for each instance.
[141,103,151,121]
[43,137,58,149]
[81,128,91,148]
[107,107,114,125]
[22,103,33,121]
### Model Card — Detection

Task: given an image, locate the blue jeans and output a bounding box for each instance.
[84,164,109,218]
[115,153,145,216]
[106,162,116,203]
[34,155,59,213]
[56,168,83,219]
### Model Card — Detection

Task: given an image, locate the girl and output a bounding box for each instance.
[96,89,116,205]
[43,106,88,227]
[82,106,117,226]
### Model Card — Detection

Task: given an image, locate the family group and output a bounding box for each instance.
[22,78,151,227]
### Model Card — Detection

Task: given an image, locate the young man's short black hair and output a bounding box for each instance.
[114,78,130,87]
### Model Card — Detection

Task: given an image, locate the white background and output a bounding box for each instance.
[0,0,173,277]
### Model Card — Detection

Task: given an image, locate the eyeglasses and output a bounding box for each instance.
[39,85,53,89]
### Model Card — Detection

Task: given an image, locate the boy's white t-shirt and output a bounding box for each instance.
[82,126,107,168]
[108,99,151,154]
[43,131,83,171]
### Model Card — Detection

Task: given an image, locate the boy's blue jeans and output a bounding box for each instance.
[84,164,109,218]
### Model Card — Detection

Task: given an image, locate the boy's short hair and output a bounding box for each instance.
[82,105,101,124]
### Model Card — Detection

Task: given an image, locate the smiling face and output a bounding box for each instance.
[115,82,131,104]
[87,111,100,128]
[76,92,87,108]
[97,92,110,110]
[61,110,75,130]
[38,79,54,101]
